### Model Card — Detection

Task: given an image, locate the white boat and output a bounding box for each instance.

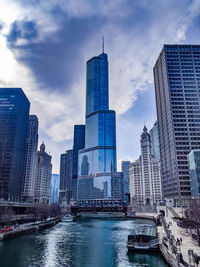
[61,215,74,222]
[126,224,159,251]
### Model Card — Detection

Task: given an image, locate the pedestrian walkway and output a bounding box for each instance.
[165,209,200,263]
[158,206,200,266]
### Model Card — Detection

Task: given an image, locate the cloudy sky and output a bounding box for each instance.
[1,0,200,173]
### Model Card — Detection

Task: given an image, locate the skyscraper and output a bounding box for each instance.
[149,121,160,161]
[51,174,59,204]
[188,150,200,197]
[23,115,38,202]
[72,125,85,200]
[59,149,73,205]
[129,126,162,206]
[0,88,30,202]
[34,143,52,204]
[154,44,200,205]
[121,161,131,201]
[77,51,124,203]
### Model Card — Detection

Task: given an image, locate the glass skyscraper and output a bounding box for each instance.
[188,150,200,197]
[0,88,30,202]
[23,115,38,202]
[72,125,85,200]
[59,149,73,204]
[77,52,124,202]
[154,44,200,205]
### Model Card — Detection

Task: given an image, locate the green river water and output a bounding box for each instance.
[0,218,169,267]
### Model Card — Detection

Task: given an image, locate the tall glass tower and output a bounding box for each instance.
[77,52,124,203]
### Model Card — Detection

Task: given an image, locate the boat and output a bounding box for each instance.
[126,224,159,251]
[61,215,74,222]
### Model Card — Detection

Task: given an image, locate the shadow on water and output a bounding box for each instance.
[127,250,170,266]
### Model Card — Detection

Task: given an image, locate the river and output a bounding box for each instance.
[0,218,169,267]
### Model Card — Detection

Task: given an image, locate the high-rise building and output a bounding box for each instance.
[77,52,124,203]
[23,115,38,202]
[188,150,200,197]
[121,161,131,201]
[149,121,160,161]
[59,149,73,205]
[129,126,162,206]
[51,174,59,204]
[0,88,30,202]
[154,44,200,205]
[34,143,52,204]
[72,125,85,200]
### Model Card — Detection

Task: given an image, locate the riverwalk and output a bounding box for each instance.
[157,207,200,267]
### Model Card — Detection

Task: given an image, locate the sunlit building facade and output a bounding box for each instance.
[129,126,162,206]
[77,52,124,203]
[34,143,52,204]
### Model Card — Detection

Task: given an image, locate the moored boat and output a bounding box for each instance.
[127,224,159,251]
[61,215,74,222]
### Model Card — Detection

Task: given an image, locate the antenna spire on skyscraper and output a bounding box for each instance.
[102,36,104,53]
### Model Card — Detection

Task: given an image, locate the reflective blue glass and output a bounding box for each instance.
[78,53,124,201]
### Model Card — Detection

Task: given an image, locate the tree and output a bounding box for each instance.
[50,204,61,217]
[35,203,51,221]
[187,198,200,246]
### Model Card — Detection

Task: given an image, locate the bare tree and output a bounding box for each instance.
[50,203,61,218]
[0,206,16,219]
[187,198,200,246]
[35,203,51,221]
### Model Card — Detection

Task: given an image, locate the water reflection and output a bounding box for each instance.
[0,219,169,267]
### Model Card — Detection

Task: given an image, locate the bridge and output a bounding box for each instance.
[71,205,127,215]
[71,199,127,215]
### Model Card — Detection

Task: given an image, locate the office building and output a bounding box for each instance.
[51,174,59,204]
[149,121,160,161]
[34,143,52,204]
[188,150,200,197]
[129,126,162,206]
[59,149,73,205]
[72,125,85,200]
[0,88,30,202]
[77,51,124,203]
[121,161,131,201]
[23,115,38,202]
[154,44,200,204]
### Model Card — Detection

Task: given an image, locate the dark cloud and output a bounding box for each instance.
[6,12,104,91]
[5,0,191,94]
[7,20,38,43]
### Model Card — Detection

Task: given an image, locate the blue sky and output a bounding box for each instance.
[0,0,200,172]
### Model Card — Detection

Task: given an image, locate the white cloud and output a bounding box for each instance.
[1,0,200,172]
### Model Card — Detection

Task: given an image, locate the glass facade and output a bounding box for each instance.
[0,88,30,202]
[121,161,131,198]
[188,150,200,197]
[72,125,85,200]
[51,174,59,204]
[59,150,73,204]
[23,115,38,202]
[77,53,124,201]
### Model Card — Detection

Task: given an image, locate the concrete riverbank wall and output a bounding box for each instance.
[0,218,60,241]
